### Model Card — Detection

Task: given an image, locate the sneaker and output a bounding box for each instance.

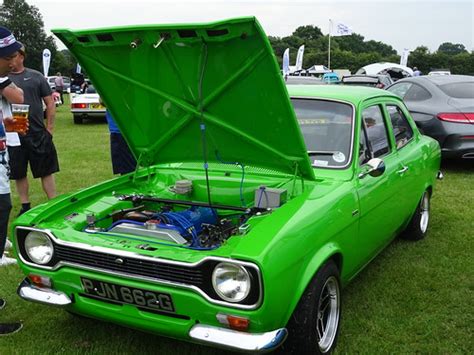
[0,298,5,310]
[4,239,12,250]
[0,256,17,266]
[0,322,23,335]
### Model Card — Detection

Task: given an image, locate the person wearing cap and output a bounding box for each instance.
[413,67,421,76]
[0,25,24,336]
[8,42,59,216]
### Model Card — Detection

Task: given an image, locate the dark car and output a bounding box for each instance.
[387,75,474,159]
[341,74,393,89]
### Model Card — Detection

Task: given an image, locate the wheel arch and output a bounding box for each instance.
[426,184,433,197]
[282,242,343,325]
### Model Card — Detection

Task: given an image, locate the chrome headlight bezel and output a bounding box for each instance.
[24,231,54,265]
[211,262,252,303]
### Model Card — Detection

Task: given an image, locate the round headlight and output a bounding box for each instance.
[24,231,54,265]
[212,262,251,303]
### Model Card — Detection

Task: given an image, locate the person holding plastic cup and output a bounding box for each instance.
[0,25,25,336]
[8,42,58,216]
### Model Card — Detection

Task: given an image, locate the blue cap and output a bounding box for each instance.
[0,26,22,58]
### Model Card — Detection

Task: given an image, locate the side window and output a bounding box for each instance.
[403,84,432,101]
[387,82,412,98]
[361,105,390,160]
[387,105,414,149]
[359,121,371,165]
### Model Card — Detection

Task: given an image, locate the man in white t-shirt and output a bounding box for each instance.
[0,25,25,336]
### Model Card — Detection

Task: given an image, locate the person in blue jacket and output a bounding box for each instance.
[106,110,137,175]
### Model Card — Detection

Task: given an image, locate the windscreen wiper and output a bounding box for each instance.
[307,151,338,156]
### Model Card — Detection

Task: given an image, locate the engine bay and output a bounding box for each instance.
[83,193,275,250]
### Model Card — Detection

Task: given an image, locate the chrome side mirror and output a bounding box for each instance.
[358,158,385,179]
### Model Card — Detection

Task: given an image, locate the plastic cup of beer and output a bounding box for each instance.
[11,104,29,134]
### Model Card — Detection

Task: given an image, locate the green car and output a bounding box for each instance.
[13,18,441,354]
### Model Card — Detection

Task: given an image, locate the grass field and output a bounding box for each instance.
[0,98,472,354]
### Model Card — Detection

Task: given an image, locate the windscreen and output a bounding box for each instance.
[291,98,353,168]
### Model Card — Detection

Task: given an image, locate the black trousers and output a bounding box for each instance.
[0,193,12,258]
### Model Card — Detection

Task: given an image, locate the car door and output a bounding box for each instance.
[355,101,405,263]
[384,102,424,221]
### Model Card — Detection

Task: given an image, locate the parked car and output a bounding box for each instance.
[356,62,413,81]
[15,18,441,355]
[70,85,106,124]
[341,74,393,88]
[387,75,474,159]
[428,69,451,76]
[322,72,340,83]
[285,75,324,85]
[47,75,71,93]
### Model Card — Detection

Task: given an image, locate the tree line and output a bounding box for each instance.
[270,25,473,75]
[2,0,473,77]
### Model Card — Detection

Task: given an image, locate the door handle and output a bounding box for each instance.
[397,166,409,174]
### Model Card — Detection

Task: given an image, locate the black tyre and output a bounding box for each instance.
[73,115,83,124]
[402,190,430,241]
[281,261,341,354]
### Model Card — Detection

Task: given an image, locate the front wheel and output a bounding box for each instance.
[73,115,83,124]
[281,261,341,354]
[402,190,431,241]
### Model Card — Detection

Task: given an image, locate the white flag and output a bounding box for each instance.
[282,48,290,76]
[295,45,305,71]
[42,49,51,77]
[331,22,353,37]
[76,63,82,74]
[400,48,410,67]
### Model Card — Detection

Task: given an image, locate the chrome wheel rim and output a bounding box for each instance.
[316,276,340,353]
[419,193,430,234]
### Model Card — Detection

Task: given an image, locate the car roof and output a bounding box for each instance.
[287,85,398,105]
[397,75,473,87]
[421,74,473,85]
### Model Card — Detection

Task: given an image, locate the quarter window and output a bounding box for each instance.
[387,82,412,98]
[361,105,390,162]
[387,105,414,149]
[403,84,432,101]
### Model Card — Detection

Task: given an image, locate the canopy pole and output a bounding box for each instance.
[328,19,332,70]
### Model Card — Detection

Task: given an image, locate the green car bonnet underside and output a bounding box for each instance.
[53,17,315,180]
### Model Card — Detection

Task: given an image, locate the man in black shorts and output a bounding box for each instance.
[8,44,58,215]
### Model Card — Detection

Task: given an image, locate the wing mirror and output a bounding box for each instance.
[358,158,385,179]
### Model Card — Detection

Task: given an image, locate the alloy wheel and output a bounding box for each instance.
[316,276,340,353]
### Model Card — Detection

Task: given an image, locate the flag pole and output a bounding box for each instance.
[328,19,332,70]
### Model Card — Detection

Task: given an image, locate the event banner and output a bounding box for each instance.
[295,45,305,72]
[282,48,290,75]
[42,49,51,77]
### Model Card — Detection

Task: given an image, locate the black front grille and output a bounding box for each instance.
[55,244,205,287]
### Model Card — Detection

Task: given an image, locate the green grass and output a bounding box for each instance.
[0,98,473,354]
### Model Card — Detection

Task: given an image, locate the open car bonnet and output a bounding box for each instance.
[53,17,314,180]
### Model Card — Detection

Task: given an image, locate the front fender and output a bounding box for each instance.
[282,242,343,324]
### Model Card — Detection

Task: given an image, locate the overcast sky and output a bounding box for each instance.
[25,0,474,54]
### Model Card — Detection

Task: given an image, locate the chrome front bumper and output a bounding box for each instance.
[17,278,72,306]
[189,324,287,353]
[17,278,287,352]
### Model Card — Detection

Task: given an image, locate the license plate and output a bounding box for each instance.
[80,277,175,313]
[90,104,103,109]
